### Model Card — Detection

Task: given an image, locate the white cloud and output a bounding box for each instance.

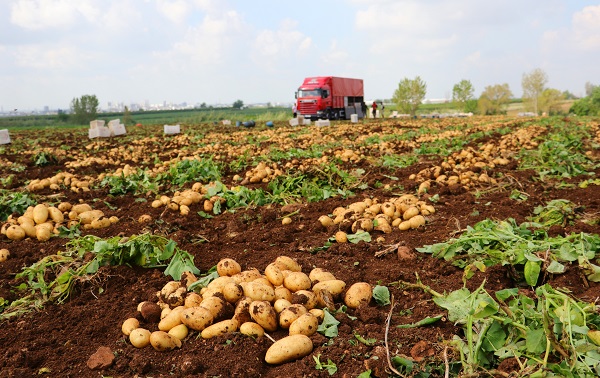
[13,44,82,69]
[320,40,348,65]
[10,0,99,30]
[156,0,190,24]
[253,19,312,58]
[572,5,600,50]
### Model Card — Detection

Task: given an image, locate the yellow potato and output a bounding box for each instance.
[158,306,185,331]
[20,222,37,238]
[312,280,346,297]
[150,331,182,351]
[47,206,64,223]
[344,282,373,309]
[398,221,411,231]
[232,268,262,283]
[78,210,104,225]
[309,268,337,284]
[274,256,302,272]
[168,324,189,340]
[242,281,275,302]
[201,319,239,339]
[232,296,253,325]
[71,203,92,214]
[217,258,242,277]
[121,318,140,336]
[17,215,34,226]
[180,306,214,331]
[403,206,420,220]
[0,248,9,263]
[408,215,426,229]
[129,328,151,348]
[239,322,264,338]
[291,290,317,310]
[199,296,229,319]
[289,313,319,336]
[265,334,313,364]
[309,308,325,323]
[283,272,311,292]
[32,204,49,224]
[279,304,308,329]
[57,202,72,212]
[184,292,203,308]
[264,263,284,286]
[335,231,348,243]
[249,300,278,332]
[222,282,244,303]
[273,298,292,313]
[274,286,293,302]
[5,225,25,241]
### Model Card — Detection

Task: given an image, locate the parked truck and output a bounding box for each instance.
[295,76,365,120]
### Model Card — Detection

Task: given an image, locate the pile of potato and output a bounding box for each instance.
[120,256,373,364]
[27,172,95,193]
[1,202,118,241]
[238,161,284,184]
[318,195,434,243]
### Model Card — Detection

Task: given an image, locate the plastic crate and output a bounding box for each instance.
[164,124,181,134]
[0,129,10,144]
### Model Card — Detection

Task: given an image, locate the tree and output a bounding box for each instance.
[392,76,427,116]
[232,100,244,109]
[123,106,132,125]
[70,94,99,124]
[522,68,548,115]
[570,86,600,116]
[585,81,597,96]
[478,84,513,115]
[452,79,475,112]
[539,89,565,115]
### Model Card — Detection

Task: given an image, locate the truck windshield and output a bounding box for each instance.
[298,89,322,97]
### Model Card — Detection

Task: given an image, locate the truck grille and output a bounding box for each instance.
[298,101,317,115]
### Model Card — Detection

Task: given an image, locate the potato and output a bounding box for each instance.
[274,256,302,272]
[309,308,325,323]
[291,290,317,310]
[20,222,37,238]
[344,282,373,309]
[121,318,140,336]
[274,286,293,302]
[309,268,337,284]
[201,319,239,339]
[265,263,284,286]
[139,301,162,323]
[47,206,64,223]
[168,324,189,340]
[318,215,334,228]
[222,282,244,303]
[243,281,275,302]
[274,298,292,313]
[71,203,92,214]
[205,276,234,293]
[265,334,313,364]
[240,322,264,338]
[249,300,278,332]
[150,331,182,351]
[199,296,231,320]
[160,281,181,299]
[33,204,49,224]
[232,297,253,325]
[6,225,26,241]
[17,215,34,226]
[398,221,411,231]
[284,272,311,292]
[335,231,348,243]
[289,313,319,336]
[403,206,420,220]
[0,248,9,263]
[35,225,52,242]
[158,306,185,331]
[184,292,203,308]
[129,328,151,348]
[253,276,274,288]
[408,215,426,229]
[312,280,346,297]
[232,268,262,283]
[217,258,242,277]
[180,306,214,331]
[57,202,72,212]
[279,304,308,329]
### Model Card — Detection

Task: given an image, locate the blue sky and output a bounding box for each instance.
[1,0,599,110]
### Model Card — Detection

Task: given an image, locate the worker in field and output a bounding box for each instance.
[372,101,378,118]
[361,101,367,118]
[380,101,385,118]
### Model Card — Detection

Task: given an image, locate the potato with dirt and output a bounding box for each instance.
[265,334,314,364]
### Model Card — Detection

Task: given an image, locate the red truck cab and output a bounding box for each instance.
[295,76,365,120]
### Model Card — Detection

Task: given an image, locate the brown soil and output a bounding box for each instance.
[1,118,599,378]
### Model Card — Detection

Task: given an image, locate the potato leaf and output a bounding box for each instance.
[317,309,340,338]
[372,285,390,306]
[347,230,371,244]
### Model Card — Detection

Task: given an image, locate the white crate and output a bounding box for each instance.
[164,124,181,134]
[289,118,299,126]
[108,119,120,128]
[0,129,10,144]
[90,120,105,129]
[222,120,231,125]
[303,119,311,125]
[350,114,358,123]
[315,120,330,127]
[110,123,127,136]
[89,126,111,139]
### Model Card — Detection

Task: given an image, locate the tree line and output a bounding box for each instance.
[392,68,597,117]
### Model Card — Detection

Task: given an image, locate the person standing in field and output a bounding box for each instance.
[292,104,297,118]
[380,101,385,118]
[372,101,378,118]
[361,101,367,118]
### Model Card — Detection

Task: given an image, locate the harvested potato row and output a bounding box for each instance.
[119,256,375,366]
[1,202,117,242]
[318,195,434,243]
